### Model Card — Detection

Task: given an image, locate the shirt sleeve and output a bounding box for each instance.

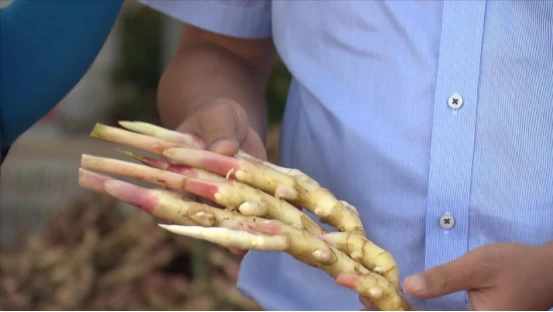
[138,0,272,39]
[0,0,123,151]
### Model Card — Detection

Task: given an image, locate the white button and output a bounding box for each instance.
[439,213,455,229]
[448,93,463,109]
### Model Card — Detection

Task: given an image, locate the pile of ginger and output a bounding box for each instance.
[78,121,408,311]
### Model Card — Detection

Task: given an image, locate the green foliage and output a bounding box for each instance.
[265,60,291,124]
[110,5,163,123]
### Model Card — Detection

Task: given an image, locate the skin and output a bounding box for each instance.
[352,240,553,311]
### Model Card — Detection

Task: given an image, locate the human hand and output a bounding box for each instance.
[342,241,553,311]
[175,97,267,160]
[174,97,267,255]
[401,241,553,310]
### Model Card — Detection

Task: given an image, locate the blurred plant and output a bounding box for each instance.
[0,193,261,311]
[109,1,162,124]
[265,59,291,125]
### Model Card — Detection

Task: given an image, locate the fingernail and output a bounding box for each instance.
[229,247,247,256]
[403,274,427,294]
[210,140,226,151]
[210,139,236,154]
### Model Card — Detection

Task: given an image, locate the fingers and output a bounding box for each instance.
[177,98,249,156]
[403,266,466,299]
[403,247,492,299]
[241,127,267,160]
[228,247,248,256]
[359,295,379,311]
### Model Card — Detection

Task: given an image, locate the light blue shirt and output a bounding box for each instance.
[139,1,553,310]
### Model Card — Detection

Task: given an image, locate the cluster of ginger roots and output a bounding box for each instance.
[78,121,408,311]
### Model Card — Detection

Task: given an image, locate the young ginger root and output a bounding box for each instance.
[79,121,407,311]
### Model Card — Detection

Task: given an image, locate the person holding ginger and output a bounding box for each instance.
[137,1,553,310]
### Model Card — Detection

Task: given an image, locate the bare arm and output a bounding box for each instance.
[157,24,277,139]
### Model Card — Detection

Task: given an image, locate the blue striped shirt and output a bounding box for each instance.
[140,1,553,310]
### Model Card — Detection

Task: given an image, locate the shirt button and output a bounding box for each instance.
[439,213,455,230]
[448,93,463,109]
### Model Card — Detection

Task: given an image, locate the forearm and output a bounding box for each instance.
[157,42,272,139]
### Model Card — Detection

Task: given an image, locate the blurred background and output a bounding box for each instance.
[0,0,290,309]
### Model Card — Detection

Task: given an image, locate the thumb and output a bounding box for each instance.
[402,250,484,299]
[177,98,249,156]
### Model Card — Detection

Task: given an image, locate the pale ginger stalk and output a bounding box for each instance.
[80,154,323,234]
[117,121,205,149]
[161,147,364,233]
[90,124,184,155]
[89,123,399,288]
[84,153,397,284]
[319,232,399,286]
[77,169,407,311]
[112,131,400,279]
[90,122,399,287]
[116,150,226,182]
[78,168,243,228]
[118,121,298,177]
[91,123,363,234]
[112,151,399,287]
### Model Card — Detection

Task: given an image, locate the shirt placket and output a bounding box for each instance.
[424,1,487,310]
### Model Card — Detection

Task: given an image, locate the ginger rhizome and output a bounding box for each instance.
[78,121,407,311]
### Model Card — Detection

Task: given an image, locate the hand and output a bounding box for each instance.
[401,242,553,310]
[175,97,267,160]
[344,241,553,311]
[174,97,267,255]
